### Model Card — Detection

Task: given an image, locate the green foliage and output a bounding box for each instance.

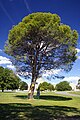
[6,72,21,90]
[19,81,28,90]
[0,67,11,92]
[0,66,21,92]
[55,81,72,91]
[5,12,78,97]
[48,83,55,91]
[5,12,78,72]
[39,82,54,91]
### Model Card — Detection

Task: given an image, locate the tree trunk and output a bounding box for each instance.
[2,88,4,92]
[28,81,35,99]
[28,49,39,99]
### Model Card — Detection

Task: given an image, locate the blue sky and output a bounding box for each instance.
[0,0,80,85]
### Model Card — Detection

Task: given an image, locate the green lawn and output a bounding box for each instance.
[0,91,80,120]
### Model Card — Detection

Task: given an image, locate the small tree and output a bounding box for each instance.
[0,67,11,92]
[5,12,78,98]
[39,82,48,91]
[6,72,21,91]
[0,66,6,92]
[47,83,55,91]
[39,82,54,91]
[55,81,72,91]
[19,81,28,90]
[0,66,20,92]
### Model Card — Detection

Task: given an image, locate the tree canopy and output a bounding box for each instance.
[19,81,28,90]
[55,81,72,91]
[39,82,54,91]
[5,12,78,98]
[0,66,21,92]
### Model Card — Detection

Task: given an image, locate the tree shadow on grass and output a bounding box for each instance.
[0,103,80,120]
[16,95,28,99]
[16,95,72,101]
[39,95,72,101]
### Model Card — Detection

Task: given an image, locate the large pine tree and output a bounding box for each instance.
[5,12,78,99]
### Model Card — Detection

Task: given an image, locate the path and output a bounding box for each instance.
[55,91,80,97]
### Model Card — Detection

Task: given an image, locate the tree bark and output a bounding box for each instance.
[28,81,35,99]
[2,88,4,92]
[28,65,36,99]
[28,48,39,99]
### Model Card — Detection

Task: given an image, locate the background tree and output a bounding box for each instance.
[5,12,78,99]
[55,81,72,91]
[38,82,54,91]
[39,82,48,91]
[47,83,55,91]
[0,66,6,92]
[19,81,28,90]
[0,67,11,92]
[0,66,21,92]
[6,71,21,91]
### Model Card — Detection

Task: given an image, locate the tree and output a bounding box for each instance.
[39,82,54,91]
[19,81,28,90]
[0,67,11,92]
[55,81,72,91]
[39,82,49,91]
[47,83,55,91]
[6,71,21,91]
[5,12,78,99]
[0,66,20,92]
[0,66,5,92]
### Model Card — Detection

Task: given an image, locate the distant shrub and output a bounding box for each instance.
[38,82,54,91]
[55,81,72,91]
[19,81,28,90]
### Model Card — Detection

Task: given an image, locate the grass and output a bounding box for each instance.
[0,91,80,120]
[69,91,80,95]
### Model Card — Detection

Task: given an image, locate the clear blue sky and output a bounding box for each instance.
[0,0,80,84]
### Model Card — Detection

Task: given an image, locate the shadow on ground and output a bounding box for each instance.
[16,95,72,101]
[39,95,72,101]
[0,103,80,120]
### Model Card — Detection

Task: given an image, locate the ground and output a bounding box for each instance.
[0,91,80,120]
